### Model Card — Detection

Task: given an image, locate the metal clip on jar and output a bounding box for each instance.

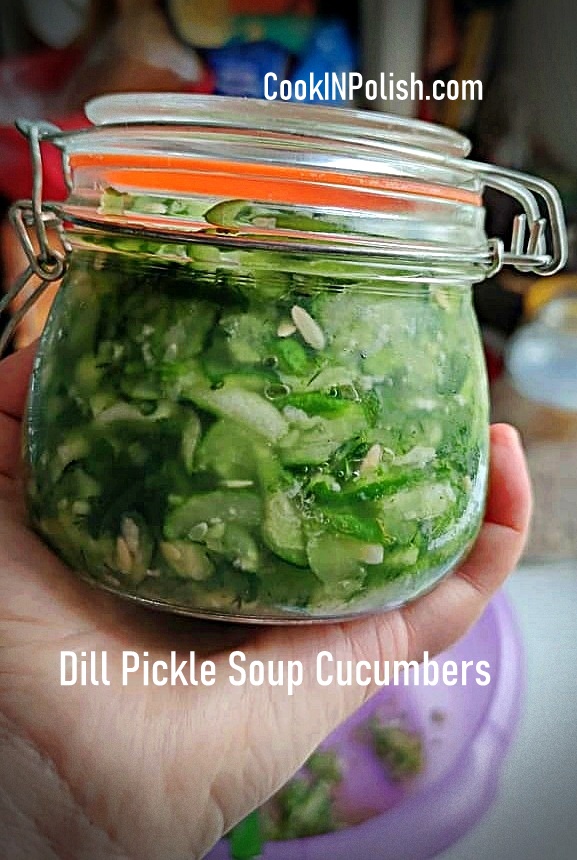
[2,95,567,622]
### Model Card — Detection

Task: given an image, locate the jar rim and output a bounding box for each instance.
[48,95,483,205]
[32,95,566,278]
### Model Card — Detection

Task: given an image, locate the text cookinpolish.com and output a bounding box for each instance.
[263,72,483,103]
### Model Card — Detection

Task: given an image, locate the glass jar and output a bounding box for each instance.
[5,95,567,622]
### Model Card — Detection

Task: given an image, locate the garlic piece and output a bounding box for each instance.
[290,305,326,350]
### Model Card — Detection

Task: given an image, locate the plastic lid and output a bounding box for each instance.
[206,590,524,860]
[84,93,471,160]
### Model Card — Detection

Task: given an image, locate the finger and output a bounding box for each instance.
[399,422,532,657]
[0,341,37,419]
[483,423,532,531]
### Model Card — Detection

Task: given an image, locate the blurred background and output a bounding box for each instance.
[3,0,577,564]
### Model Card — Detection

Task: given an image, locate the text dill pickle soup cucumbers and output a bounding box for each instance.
[25,193,488,620]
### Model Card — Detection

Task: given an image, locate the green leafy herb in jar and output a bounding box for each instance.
[24,202,488,620]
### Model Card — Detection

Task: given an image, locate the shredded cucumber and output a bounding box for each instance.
[262,491,308,567]
[25,201,488,619]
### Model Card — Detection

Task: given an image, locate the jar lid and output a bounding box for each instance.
[9,96,569,280]
[84,92,472,159]
[63,95,485,224]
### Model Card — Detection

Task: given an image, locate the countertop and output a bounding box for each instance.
[440,561,577,860]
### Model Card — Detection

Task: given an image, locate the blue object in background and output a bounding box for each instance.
[290,20,357,105]
[205,41,289,99]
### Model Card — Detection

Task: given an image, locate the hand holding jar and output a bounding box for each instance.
[0,96,561,857]
[0,343,531,859]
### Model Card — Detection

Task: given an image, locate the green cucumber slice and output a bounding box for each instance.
[262,491,307,567]
[164,490,262,540]
[204,200,352,234]
[179,366,289,442]
[377,482,456,521]
[196,419,256,480]
[220,524,260,572]
[279,403,367,466]
[195,387,288,442]
[306,533,366,584]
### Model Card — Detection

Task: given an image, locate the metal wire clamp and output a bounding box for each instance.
[0,121,69,356]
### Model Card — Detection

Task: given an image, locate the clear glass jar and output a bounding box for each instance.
[11,95,567,622]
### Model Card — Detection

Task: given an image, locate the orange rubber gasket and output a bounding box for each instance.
[69,153,482,211]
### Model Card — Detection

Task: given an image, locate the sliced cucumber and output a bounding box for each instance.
[279,403,367,466]
[220,524,260,573]
[204,200,353,234]
[319,510,387,545]
[196,419,256,480]
[193,387,289,442]
[30,212,487,618]
[377,482,456,522]
[164,490,262,540]
[178,366,289,442]
[220,311,276,365]
[262,491,307,567]
[306,533,366,584]
[272,337,314,376]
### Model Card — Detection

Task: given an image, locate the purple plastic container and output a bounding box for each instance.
[207,590,524,860]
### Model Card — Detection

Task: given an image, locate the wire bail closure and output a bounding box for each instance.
[0,121,69,356]
[472,160,568,277]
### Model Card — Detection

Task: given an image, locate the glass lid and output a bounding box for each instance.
[83,93,472,160]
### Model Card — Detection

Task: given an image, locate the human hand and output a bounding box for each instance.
[0,344,531,860]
